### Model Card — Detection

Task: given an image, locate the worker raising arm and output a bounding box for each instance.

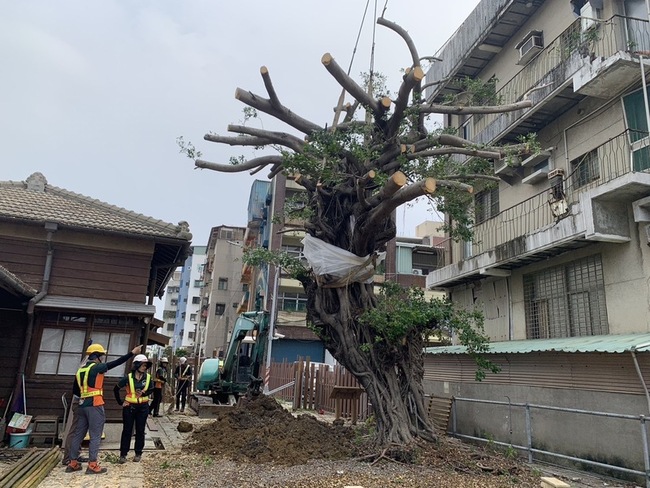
[66,343,142,475]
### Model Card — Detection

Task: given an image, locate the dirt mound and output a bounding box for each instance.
[185,395,356,465]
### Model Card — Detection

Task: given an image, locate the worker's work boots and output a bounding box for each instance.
[65,460,82,473]
[85,461,107,474]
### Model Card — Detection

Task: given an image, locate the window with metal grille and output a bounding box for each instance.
[278,292,307,312]
[218,278,228,290]
[474,187,499,224]
[215,303,226,315]
[523,254,608,339]
[281,245,302,257]
[220,228,234,240]
[571,149,599,188]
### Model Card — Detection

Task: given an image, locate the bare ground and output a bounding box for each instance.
[144,395,547,488]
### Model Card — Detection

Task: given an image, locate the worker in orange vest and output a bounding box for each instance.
[114,354,154,463]
[150,357,168,417]
[66,342,142,475]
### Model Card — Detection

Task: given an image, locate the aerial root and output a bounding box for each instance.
[354,443,419,466]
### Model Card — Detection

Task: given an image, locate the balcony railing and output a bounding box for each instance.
[470,15,650,144]
[469,130,641,256]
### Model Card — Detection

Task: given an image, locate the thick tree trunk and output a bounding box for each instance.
[306,281,437,446]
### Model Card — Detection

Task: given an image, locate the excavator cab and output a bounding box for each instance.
[196,311,270,405]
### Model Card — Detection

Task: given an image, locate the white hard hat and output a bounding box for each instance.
[160,357,169,363]
[133,354,152,368]
[179,357,187,364]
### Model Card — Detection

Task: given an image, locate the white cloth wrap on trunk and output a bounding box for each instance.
[301,234,385,285]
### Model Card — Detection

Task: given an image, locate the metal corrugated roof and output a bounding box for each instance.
[35,296,155,315]
[425,334,650,355]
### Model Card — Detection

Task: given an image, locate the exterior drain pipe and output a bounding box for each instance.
[631,341,650,415]
[13,222,57,411]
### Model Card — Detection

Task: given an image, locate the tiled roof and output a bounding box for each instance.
[0,173,192,240]
[0,264,37,297]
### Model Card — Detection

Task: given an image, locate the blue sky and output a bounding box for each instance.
[1,0,480,244]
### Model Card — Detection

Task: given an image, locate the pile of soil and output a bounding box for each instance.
[185,395,357,465]
[181,395,565,487]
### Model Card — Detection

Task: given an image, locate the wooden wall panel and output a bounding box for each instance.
[0,310,26,405]
[25,378,124,422]
[48,246,150,302]
[0,237,47,288]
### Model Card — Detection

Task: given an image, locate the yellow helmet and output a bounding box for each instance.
[86,344,106,355]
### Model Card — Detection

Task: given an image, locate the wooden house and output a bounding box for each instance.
[0,172,191,421]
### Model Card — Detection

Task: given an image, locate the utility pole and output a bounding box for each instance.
[263,264,280,394]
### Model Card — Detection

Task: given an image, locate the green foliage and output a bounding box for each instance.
[443,77,501,106]
[242,107,258,123]
[229,155,246,166]
[359,282,499,380]
[516,133,541,154]
[360,282,443,343]
[243,247,307,279]
[561,26,600,58]
[103,452,121,464]
[352,414,376,445]
[360,71,391,98]
[282,129,380,185]
[175,348,188,358]
[505,444,518,459]
[176,136,202,159]
[284,192,314,222]
[501,133,541,166]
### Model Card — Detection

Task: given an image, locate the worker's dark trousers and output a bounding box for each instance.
[150,388,163,416]
[120,403,149,457]
[176,383,188,410]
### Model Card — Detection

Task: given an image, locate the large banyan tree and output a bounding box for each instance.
[188,18,535,449]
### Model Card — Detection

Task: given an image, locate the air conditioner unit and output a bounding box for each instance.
[580,3,600,31]
[412,269,422,275]
[516,31,543,65]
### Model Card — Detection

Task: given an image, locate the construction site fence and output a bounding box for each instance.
[265,358,372,421]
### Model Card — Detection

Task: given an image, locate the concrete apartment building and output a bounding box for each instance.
[198,225,246,359]
[161,270,181,339]
[247,176,328,362]
[422,0,650,478]
[384,220,447,290]
[173,245,206,351]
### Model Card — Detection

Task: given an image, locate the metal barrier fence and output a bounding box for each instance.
[451,396,650,487]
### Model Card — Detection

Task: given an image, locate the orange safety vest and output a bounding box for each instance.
[76,363,105,407]
[154,368,166,389]
[125,372,151,404]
